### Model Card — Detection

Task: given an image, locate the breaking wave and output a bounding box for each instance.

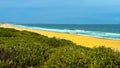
[12,24,120,40]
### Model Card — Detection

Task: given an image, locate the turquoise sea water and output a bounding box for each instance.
[12,24,120,40]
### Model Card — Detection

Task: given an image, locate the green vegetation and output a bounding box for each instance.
[0,27,120,68]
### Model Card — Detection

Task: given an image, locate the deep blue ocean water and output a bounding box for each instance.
[12,24,120,40]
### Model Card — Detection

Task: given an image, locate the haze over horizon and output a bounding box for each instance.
[0,0,120,24]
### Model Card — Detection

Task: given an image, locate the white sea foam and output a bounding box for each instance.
[12,24,120,40]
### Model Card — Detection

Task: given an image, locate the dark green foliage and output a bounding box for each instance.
[45,37,75,47]
[0,28,19,37]
[0,28,120,68]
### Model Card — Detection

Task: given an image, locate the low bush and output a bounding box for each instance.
[0,28,120,68]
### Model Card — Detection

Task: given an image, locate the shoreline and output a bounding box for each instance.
[10,24,120,41]
[1,24,117,41]
[0,24,120,51]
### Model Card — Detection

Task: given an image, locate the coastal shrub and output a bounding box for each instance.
[0,28,19,37]
[44,46,92,68]
[90,46,120,68]
[44,46,120,68]
[45,37,75,47]
[0,28,120,68]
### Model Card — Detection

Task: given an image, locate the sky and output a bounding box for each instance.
[0,0,120,24]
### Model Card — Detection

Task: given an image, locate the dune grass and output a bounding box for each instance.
[0,28,120,68]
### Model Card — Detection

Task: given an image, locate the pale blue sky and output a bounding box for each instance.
[0,0,120,24]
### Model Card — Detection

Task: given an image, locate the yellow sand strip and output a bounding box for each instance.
[0,24,120,51]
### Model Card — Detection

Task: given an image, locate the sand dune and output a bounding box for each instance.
[0,24,120,51]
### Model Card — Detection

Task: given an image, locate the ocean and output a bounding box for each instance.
[12,24,120,40]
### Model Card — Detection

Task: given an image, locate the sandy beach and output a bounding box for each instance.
[0,24,120,51]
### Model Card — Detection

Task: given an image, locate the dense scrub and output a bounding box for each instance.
[0,28,120,68]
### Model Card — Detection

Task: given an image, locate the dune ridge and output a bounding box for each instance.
[0,24,120,51]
